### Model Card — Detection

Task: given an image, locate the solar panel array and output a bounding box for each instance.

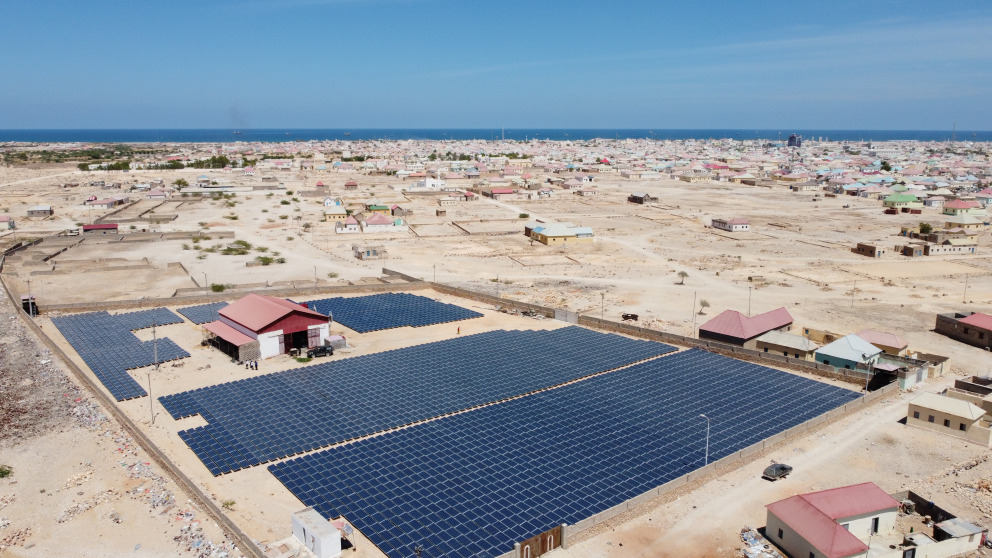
[160,326,675,475]
[306,293,483,333]
[269,348,861,558]
[52,309,189,401]
[176,302,229,325]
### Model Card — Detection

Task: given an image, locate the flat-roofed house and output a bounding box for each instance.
[698,307,793,348]
[765,483,901,558]
[27,205,53,217]
[907,392,991,445]
[755,330,818,360]
[711,217,750,232]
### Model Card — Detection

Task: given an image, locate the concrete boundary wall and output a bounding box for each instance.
[39,280,432,314]
[0,254,265,558]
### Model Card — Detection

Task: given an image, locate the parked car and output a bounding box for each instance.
[762,463,792,481]
[307,345,334,358]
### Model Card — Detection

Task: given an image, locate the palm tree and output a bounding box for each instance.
[698,299,710,314]
[677,271,688,285]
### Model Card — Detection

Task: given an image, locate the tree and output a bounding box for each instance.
[698,299,710,314]
[173,178,188,187]
[677,271,688,285]
[919,222,933,234]
[880,161,892,172]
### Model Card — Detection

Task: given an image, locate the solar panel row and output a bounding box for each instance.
[52,309,189,401]
[176,302,230,325]
[307,293,483,333]
[160,326,676,475]
[269,348,861,558]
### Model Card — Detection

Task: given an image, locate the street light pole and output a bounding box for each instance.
[601,292,605,321]
[700,414,710,465]
[150,323,158,424]
[203,272,208,290]
[433,264,436,284]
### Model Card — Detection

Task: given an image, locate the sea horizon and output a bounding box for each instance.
[0,128,990,144]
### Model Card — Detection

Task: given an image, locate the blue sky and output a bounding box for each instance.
[1,0,990,129]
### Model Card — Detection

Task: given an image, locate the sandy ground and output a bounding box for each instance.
[0,284,238,557]
[3,162,992,557]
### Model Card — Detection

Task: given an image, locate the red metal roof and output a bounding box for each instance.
[203,320,255,346]
[219,293,327,333]
[943,199,979,209]
[766,483,900,558]
[960,312,992,331]
[856,329,908,350]
[699,307,793,340]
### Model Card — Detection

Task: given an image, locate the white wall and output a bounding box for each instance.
[258,330,283,359]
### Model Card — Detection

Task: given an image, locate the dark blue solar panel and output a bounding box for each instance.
[306,293,483,333]
[52,309,189,402]
[176,302,229,325]
[269,348,861,558]
[162,326,676,475]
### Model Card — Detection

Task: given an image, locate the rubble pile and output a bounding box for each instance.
[56,489,118,523]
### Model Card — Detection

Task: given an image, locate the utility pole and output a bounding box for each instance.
[601,292,605,321]
[851,280,856,309]
[748,286,752,317]
[692,291,698,336]
[964,274,969,303]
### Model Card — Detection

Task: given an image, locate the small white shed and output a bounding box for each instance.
[292,507,342,558]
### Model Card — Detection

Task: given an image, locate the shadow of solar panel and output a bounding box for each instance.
[306,293,483,333]
[52,309,188,402]
[268,348,861,558]
[164,327,676,475]
[176,302,230,325]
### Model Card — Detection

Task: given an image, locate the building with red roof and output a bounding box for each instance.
[935,311,992,351]
[856,329,909,356]
[698,307,793,348]
[204,293,330,360]
[766,483,900,558]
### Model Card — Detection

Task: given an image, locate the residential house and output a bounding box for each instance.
[853,243,885,258]
[323,205,348,222]
[361,213,406,233]
[814,334,881,370]
[352,244,387,261]
[856,330,908,356]
[935,311,992,350]
[882,194,922,210]
[344,181,359,191]
[711,217,751,232]
[0,215,14,230]
[942,199,986,217]
[755,330,818,360]
[27,205,53,218]
[528,223,594,245]
[765,483,900,558]
[627,193,657,204]
[907,392,991,445]
[334,215,361,234]
[698,308,793,348]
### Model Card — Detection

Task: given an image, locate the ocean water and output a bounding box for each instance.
[0,128,989,143]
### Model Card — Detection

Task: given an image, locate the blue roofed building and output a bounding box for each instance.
[814,334,882,370]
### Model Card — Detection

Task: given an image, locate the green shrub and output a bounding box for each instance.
[0,465,12,478]
[210,284,226,292]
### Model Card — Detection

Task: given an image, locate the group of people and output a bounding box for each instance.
[244,360,258,370]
